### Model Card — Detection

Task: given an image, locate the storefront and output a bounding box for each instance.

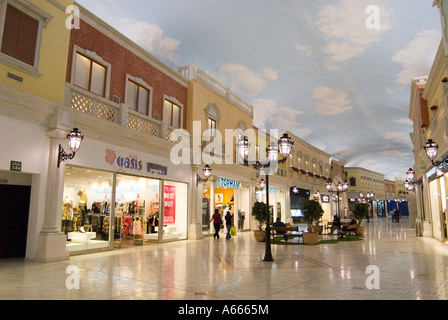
[202,176,251,233]
[427,166,447,242]
[62,139,190,255]
[255,185,287,224]
[290,187,311,224]
[319,193,332,222]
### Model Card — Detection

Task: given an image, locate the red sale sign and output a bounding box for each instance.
[163,185,176,224]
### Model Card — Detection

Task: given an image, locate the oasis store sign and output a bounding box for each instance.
[105,149,167,175]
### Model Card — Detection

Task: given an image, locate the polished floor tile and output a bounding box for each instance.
[1,217,448,300]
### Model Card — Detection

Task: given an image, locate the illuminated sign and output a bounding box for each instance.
[105,149,167,175]
[218,178,239,189]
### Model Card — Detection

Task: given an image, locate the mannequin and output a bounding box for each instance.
[78,188,89,226]
[62,195,74,235]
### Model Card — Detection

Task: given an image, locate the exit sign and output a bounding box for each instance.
[10,161,22,172]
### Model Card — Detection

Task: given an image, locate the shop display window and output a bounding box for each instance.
[162,181,188,241]
[429,179,442,241]
[63,167,113,252]
[116,175,160,244]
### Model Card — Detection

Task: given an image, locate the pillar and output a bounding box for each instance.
[189,165,204,240]
[34,128,70,262]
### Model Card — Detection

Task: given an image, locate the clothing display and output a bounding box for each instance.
[62,168,185,250]
[133,218,142,237]
[62,196,73,220]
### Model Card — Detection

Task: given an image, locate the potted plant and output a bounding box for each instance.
[252,202,267,242]
[353,203,369,236]
[302,200,324,245]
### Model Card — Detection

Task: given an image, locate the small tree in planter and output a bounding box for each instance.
[353,203,369,236]
[252,202,267,242]
[302,200,324,245]
[353,203,369,225]
[303,200,324,232]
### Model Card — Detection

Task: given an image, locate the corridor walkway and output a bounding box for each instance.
[1,217,448,300]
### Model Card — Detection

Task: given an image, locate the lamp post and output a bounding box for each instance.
[237,133,293,262]
[326,179,348,221]
[366,191,374,222]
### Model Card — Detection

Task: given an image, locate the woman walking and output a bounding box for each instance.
[210,209,221,239]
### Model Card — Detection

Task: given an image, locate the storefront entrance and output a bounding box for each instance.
[63,166,188,254]
[0,185,31,258]
[202,177,251,234]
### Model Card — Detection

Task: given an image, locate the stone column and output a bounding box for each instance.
[189,165,204,240]
[35,106,74,262]
[420,174,433,237]
[35,128,70,262]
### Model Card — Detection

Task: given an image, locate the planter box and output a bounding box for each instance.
[253,230,266,242]
[303,232,319,245]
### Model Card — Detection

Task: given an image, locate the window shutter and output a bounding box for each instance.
[18,14,38,65]
[1,5,21,57]
[1,4,39,66]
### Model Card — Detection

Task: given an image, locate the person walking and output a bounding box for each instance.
[225,206,233,240]
[210,208,221,239]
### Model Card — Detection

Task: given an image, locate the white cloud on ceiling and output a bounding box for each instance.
[384,131,412,145]
[253,98,279,128]
[391,29,441,86]
[217,63,277,98]
[312,86,353,115]
[116,18,181,64]
[252,99,305,134]
[294,44,313,56]
[315,0,392,62]
[268,106,304,132]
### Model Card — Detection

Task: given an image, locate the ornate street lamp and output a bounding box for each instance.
[406,168,415,181]
[326,179,348,221]
[237,133,293,262]
[424,139,439,165]
[196,164,216,186]
[366,191,374,221]
[58,128,84,167]
[405,168,422,192]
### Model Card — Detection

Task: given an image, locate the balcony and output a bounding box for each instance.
[177,62,254,118]
[65,83,184,143]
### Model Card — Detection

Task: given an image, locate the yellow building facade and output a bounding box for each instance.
[0,0,75,261]
[0,0,73,104]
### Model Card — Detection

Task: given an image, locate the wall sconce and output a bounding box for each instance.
[58,128,84,168]
[196,165,216,186]
[405,168,422,192]
[424,139,440,166]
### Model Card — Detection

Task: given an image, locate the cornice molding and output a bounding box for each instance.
[0,82,58,127]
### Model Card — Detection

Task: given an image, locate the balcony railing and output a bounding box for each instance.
[177,62,254,118]
[65,84,188,144]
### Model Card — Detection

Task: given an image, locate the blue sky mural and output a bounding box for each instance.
[77,0,442,180]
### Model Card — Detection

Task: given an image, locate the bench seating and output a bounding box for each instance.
[270,226,303,242]
[340,224,358,236]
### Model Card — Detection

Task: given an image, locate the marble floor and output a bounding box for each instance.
[1,217,448,300]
